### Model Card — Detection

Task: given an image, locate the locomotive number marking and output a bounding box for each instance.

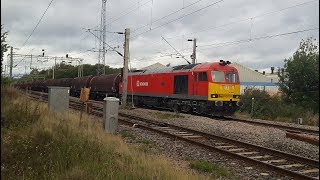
[136,81,149,87]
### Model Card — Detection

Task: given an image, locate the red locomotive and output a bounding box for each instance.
[120,60,241,115]
[15,60,241,115]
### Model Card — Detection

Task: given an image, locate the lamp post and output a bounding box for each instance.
[187,38,197,64]
[251,97,254,118]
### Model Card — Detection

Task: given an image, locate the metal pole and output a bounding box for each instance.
[192,38,197,64]
[52,65,54,79]
[121,28,130,108]
[81,60,83,77]
[78,60,80,77]
[9,46,13,79]
[30,54,32,69]
[251,97,254,118]
[53,57,56,79]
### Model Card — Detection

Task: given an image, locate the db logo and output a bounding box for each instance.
[223,85,229,90]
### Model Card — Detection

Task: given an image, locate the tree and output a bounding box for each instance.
[279,37,319,112]
[1,24,9,73]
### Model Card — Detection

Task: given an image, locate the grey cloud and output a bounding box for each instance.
[1,0,319,76]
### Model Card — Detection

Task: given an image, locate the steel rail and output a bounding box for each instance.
[223,116,319,136]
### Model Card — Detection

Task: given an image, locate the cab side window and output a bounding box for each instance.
[198,72,208,81]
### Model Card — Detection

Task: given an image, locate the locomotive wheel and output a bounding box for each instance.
[173,104,180,113]
[181,105,191,113]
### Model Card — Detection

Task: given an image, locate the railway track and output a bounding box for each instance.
[23,90,319,179]
[222,116,319,136]
[26,90,319,136]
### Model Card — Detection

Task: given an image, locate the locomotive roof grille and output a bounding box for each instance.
[129,70,145,73]
[173,65,187,70]
[219,60,231,66]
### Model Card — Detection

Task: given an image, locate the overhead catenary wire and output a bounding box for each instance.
[106,0,207,44]
[13,48,36,68]
[132,0,206,33]
[13,0,54,69]
[86,29,124,57]
[88,26,319,68]
[105,0,318,66]
[198,27,319,49]
[20,0,54,50]
[130,0,224,40]
[108,0,224,44]
[139,27,319,63]
[108,0,152,25]
[161,36,191,64]
[88,0,152,32]
[164,0,318,39]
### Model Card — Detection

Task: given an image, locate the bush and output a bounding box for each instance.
[1,76,12,87]
[238,88,319,125]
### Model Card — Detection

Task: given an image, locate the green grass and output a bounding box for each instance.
[137,139,159,154]
[120,130,136,140]
[1,99,40,130]
[1,87,210,180]
[189,160,236,179]
[139,139,153,145]
[154,112,184,119]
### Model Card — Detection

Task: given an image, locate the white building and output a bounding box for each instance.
[140,62,165,70]
[231,63,280,94]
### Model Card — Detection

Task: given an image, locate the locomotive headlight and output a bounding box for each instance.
[233,95,240,99]
[211,94,218,98]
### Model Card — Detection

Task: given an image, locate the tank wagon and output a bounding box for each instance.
[70,76,93,97]
[88,74,121,100]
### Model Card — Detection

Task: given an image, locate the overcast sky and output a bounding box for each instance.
[1,0,319,77]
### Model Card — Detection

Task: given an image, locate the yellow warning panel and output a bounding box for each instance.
[80,87,90,102]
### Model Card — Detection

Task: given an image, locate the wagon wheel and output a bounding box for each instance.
[172,104,180,113]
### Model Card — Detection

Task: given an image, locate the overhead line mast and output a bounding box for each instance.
[97,0,107,75]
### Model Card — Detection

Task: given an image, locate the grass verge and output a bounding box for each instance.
[1,87,210,179]
[189,160,236,179]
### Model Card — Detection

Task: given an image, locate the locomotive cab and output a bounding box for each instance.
[205,60,242,114]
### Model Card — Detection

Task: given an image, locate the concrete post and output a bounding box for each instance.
[121,28,130,108]
[103,97,119,134]
[48,86,70,113]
